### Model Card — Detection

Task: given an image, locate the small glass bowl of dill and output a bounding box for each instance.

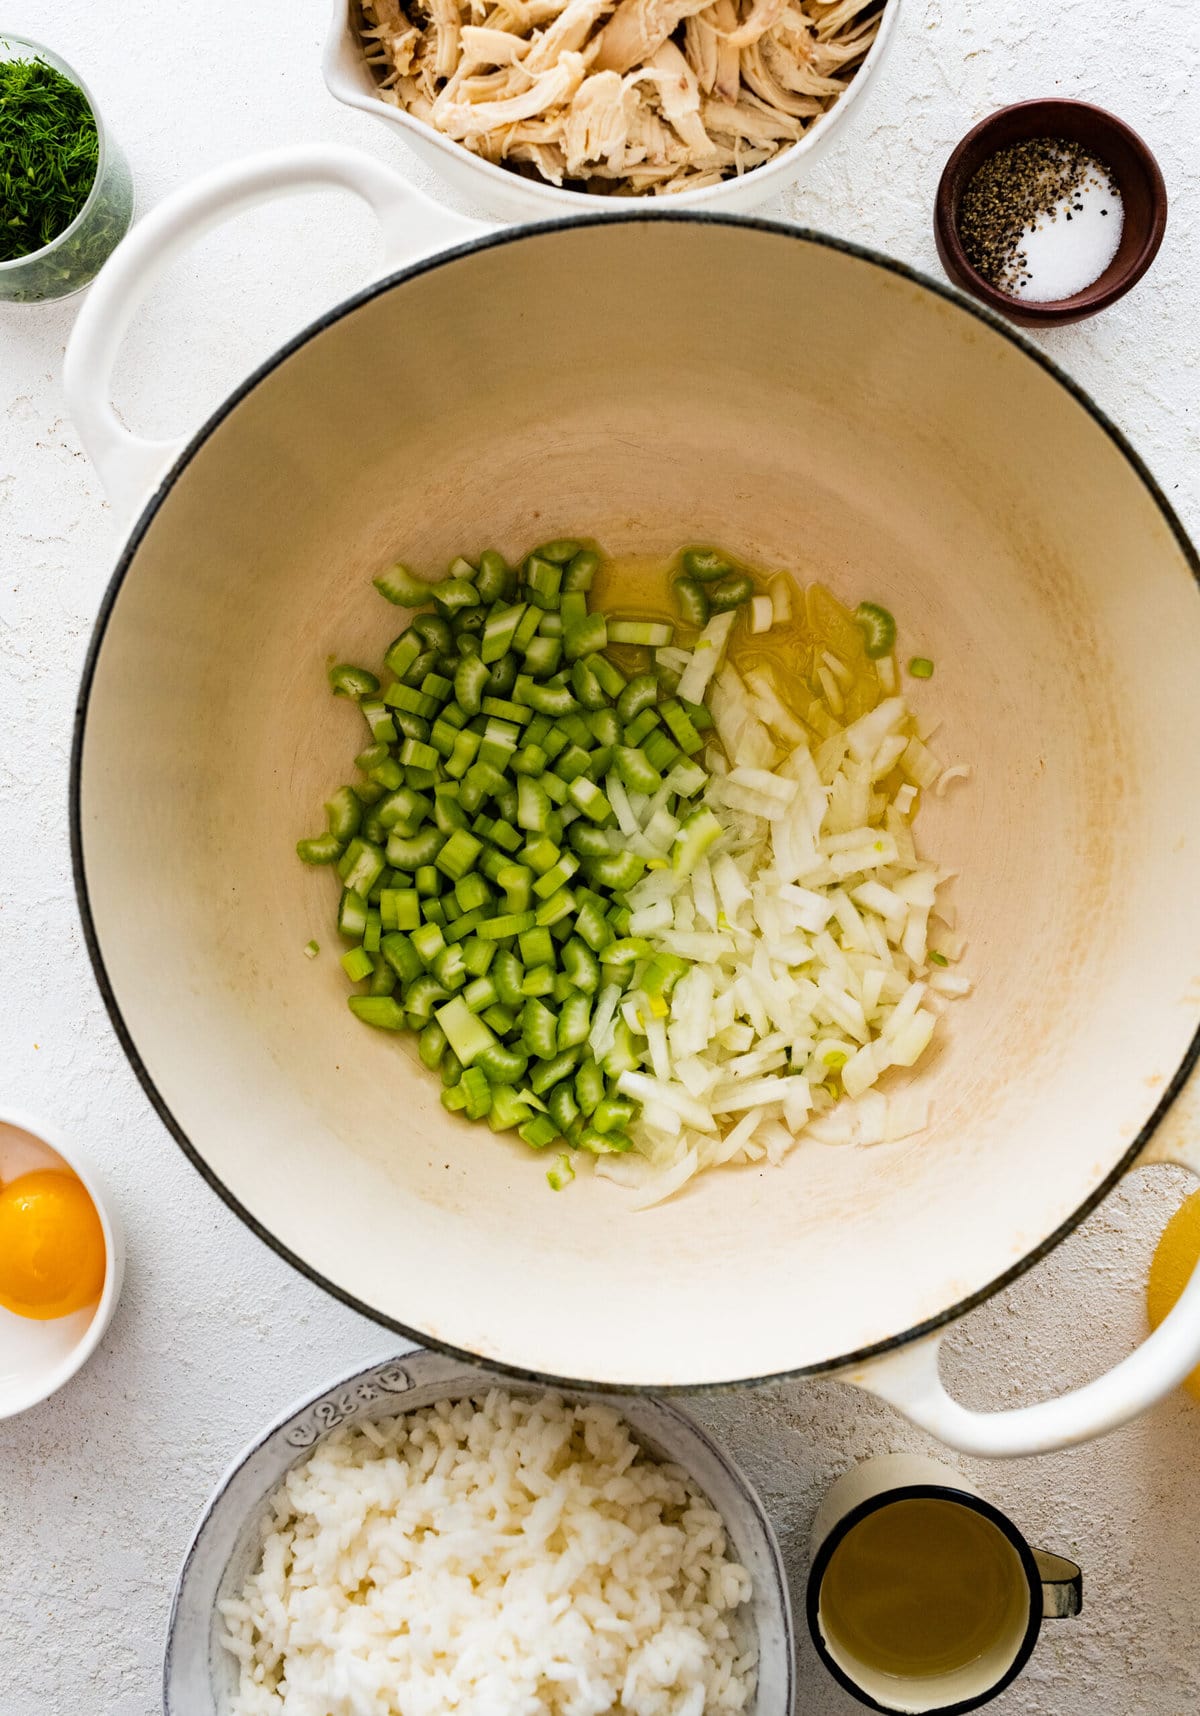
[0,34,133,304]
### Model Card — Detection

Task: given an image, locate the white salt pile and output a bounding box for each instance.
[1013,159,1123,302]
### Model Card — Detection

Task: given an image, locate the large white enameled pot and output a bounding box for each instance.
[64,147,1200,1456]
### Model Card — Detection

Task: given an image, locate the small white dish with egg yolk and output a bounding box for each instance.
[0,1109,124,1419]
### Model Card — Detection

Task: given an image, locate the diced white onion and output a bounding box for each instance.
[676,612,737,705]
[630,1147,700,1211]
[936,763,972,795]
[749,595,774,634]
[589,983,622,1059]
[816,663,844,716]
[710,1074,809,1113]
[745,667,807,745]
[597,625,970,1204]
[901,736,942,789]
[656,646,691,673]
[929,969,973,997]
[768,574,794,623]
[617,1070,717,1133]
[606,772,640,837]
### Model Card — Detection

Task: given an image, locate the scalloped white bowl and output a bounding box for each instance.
[322,0,900,221]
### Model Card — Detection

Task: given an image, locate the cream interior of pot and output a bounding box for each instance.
[78,222,1200,1386]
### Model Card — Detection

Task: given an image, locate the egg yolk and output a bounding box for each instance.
[1147,1188,1200,1400]
[0,1170,106,1320]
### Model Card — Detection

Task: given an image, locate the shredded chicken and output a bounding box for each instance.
[360,0,883,194]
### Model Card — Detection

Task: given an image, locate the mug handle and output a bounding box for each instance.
[1032,1550,1083,1619]
[62,144,488,527]
[842,1120,1200,1456]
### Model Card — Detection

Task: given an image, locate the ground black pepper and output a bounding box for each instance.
[958,136,1119,295]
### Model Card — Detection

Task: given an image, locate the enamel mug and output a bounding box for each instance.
[807,1455,1082,1715]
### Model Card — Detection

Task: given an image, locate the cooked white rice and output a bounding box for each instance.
[218,1390,756,1716]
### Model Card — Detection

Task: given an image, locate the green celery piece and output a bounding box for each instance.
[297,833,343,865]
[546,1151,575,1190]
[535,539,582,565]
[520,1115,561,1150]
[375,564,436,606]
[341,946,374,982]
[608,619,673,646]
[673,807,722,876]
[349,995,407,1028]
[435,996,497,1065]
[568,777,612,824]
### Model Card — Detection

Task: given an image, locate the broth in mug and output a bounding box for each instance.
[820,1497,1029,1680]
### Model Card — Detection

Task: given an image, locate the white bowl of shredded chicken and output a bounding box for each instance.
[323,0,897,217]
[164,1352,793,1716]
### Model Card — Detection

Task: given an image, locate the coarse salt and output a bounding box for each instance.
[1013,160,1123,302]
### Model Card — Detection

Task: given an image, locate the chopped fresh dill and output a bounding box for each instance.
[0,54,98,262]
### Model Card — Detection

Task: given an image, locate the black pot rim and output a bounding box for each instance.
[69,209,1200,1395]
[805,1483,1044,1715]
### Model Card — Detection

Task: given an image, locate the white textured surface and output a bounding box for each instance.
[2,1,1200,1711]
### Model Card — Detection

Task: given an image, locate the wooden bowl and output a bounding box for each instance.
[935,100,1167,326]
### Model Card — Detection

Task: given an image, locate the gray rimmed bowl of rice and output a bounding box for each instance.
[164,1349,793,1716]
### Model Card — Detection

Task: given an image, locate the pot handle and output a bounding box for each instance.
[842,1127,1200,1457]
[63,145,488,525]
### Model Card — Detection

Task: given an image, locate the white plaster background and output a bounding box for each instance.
[2,0,1200,1710]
